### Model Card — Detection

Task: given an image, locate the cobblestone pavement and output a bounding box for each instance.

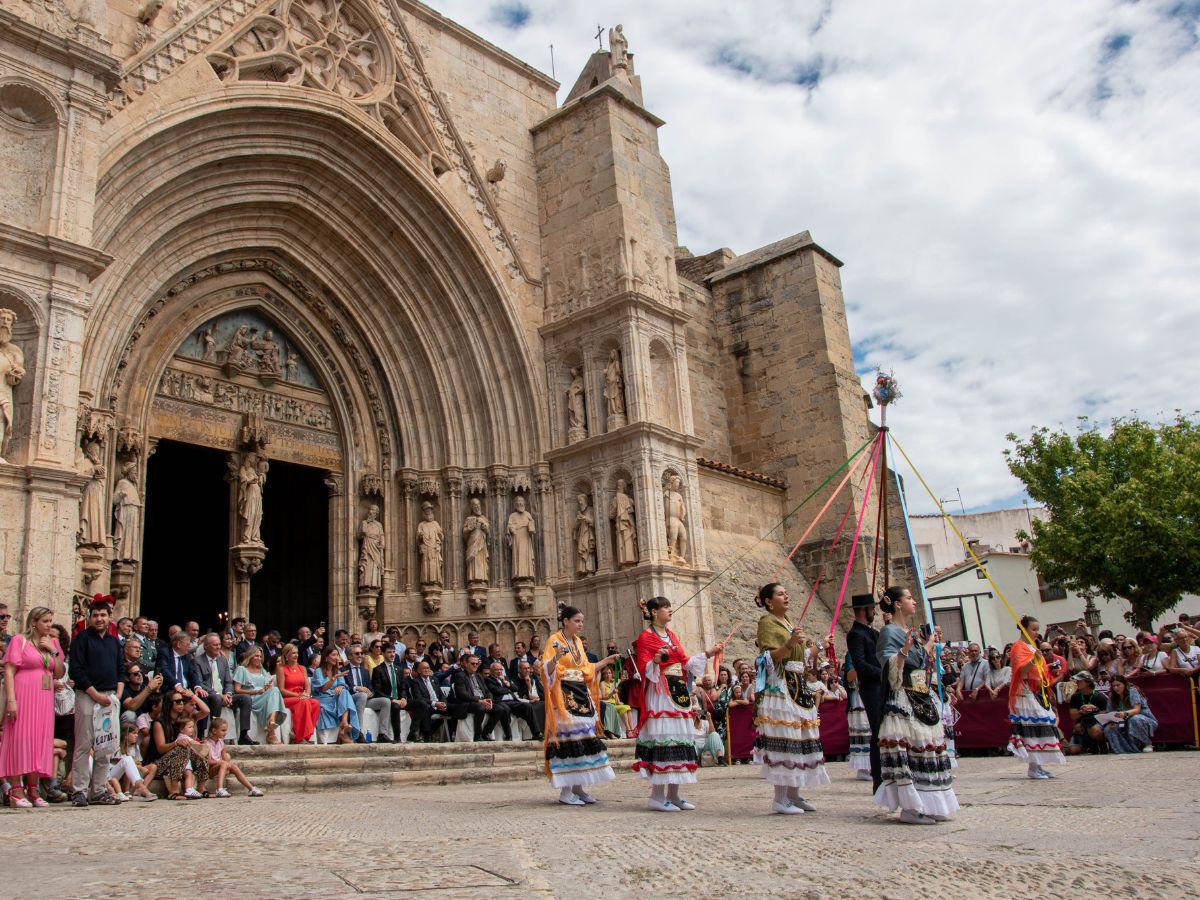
[2,752,1197,899]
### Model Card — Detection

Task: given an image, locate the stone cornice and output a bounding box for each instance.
[696,457,787,491]
[539,290,689,339]
[395,0,558,91]
[531,80,666,135]
[543,420,702,464]
[548,561,715,593]
[0,9,121,87]
[0,222,113,280]
[0,462,87,495]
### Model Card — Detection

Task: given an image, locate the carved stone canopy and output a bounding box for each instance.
[360,473,384,497]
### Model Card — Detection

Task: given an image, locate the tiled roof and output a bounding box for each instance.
[697,457,787,489]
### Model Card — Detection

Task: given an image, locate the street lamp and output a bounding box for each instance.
[1082,589,1102,637]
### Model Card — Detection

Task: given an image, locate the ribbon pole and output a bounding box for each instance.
[827,433,885,638]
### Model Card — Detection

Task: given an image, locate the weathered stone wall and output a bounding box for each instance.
[679,278,732,461]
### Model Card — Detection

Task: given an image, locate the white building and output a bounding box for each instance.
[909,507,1047,577]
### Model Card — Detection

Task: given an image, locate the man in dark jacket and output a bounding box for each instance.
[451,653,510,740]
[69,598,124,806]
[846,593,884,792]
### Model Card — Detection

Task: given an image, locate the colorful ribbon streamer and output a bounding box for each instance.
[828,432,885,638]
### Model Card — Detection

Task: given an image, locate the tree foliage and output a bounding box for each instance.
[1004,414,1200,629]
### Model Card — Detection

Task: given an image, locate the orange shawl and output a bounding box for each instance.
[540,630,603,747]
[1008,639,1050,711]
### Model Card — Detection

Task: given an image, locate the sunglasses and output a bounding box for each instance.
[0,614,11,621]
[172,698,187,704]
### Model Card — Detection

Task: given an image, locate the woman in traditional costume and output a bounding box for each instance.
[1007,615,1065,779]
[541,604,620,806]
[873,586,958,825]
[843,655,872,781]
[753,583,830,815]
[632,596,726,811]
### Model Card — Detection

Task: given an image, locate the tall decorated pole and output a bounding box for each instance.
[872,369,902,592]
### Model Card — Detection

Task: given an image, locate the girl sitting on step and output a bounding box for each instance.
[200,717,263,798]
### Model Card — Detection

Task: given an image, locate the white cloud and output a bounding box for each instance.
[431,0,1200,513]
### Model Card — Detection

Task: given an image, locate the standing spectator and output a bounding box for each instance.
[232,646,284,744]
[0,607,65,808]
[435,630,456,665]
[115,617,135,645]
[48,623,74,802]
[296,625,323,668]
[68,599,124,807]
[508,640,535,680]
[384,626,407,658]
[1038,642,1066,684]
[343,645,373,743]
[463,631,485,662]
[311,646,356,744]
[332,629,351,661]
[1094,644,1119,681]
[368,643,411,742]
[483,642,507,673]
[194,633,251,742]
[1104,674,1158,753]
[121,633,143,673]
[980,649,1011,698]
[137,619,159,672]
[236,623,260,659]
[275,643,319,743]
[0,601,10,648]
[228,617,246,644]
[157,630,198,692]
[958,644,988,698]
[736,668,755,703]
[261,630,283,674]
[183,621,201,654]
[1164,630,1200,680]
[580,636,599,664]
[362,617,384,647]
[1066,637,1094,675]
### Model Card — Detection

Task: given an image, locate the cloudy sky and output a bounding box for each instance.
[430,0,1200,514]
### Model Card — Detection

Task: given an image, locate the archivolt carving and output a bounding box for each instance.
[108,256,397,474]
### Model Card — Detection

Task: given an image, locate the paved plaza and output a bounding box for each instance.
[2,752,1197,898]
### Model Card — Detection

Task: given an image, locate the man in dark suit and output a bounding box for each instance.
[451,653,511,740]
[369,643,412,742]
[581,636,599,664]
[405,659,453,740]
[512,659,546,730]
[507,640,536,680]
[486,660,541,740]
[483,642,508,674]
[847,593,884,792]
[194,632,253,742]
[157,630,199,694]
[463,631,487,662]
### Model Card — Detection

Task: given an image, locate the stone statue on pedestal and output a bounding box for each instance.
[574,493,596,577]
[0,309,26,463]
[253,328,282,377]
[609,24,629,73]
[198,326,216,362]
[77,439,108,548]
[237,451,268,544]
[463,496,490,584]
[664,474,689,565]
[111,462,142,562]
[357,504,384,591]
[566,366,587,442]
[225,324,255,371]
[417,502,444,585]
[507,494,537,580]
[604,348,626,429]
[609,478,637,568]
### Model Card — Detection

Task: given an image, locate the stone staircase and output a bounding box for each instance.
[222,739,639,793]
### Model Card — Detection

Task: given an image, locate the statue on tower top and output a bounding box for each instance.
[609,24,629,73]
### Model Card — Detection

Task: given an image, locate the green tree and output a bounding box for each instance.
[1004,414,1200,630]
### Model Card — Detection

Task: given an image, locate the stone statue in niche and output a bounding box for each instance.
[566,366,587,443]
[198,326,216,362]
[664,474,689,565]
[574,493,596,577]
[77,439,108,548]
[0,309,25,463]
[417,502,444,586]
[236,451,268,544]
[604,348,626,429]
[111,462,142,562]
[285,350,299,382]
[609,478,637,568]
[463,497,490,584]
[609,24,629,73]
[507,494,537,581]
[357,504,384,591]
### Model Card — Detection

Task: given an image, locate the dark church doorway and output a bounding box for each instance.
[141,440,229,632]
[252,458,328,640]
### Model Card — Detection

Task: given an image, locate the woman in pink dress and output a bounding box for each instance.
[1,606,65,808]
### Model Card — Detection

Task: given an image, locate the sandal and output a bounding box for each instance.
[201,791,214,799]
[5,788,32,809]
[168,793,189,801]
[266,721,281,745]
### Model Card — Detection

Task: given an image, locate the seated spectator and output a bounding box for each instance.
[236,623,260,659]
[140,620,160,671]
[121,664,162,725]
[1104,674,1157,753]
[121,633,142,672]
[135,693,163,758]
[219,631,237,670]
[508,640,536,680]
[691,679,724,766]
[261,630,283,674]
[304,634,325,671]
[404,659,454,741]
[275,643,320,743]
[411,638,430,666]
[106,722,156,801]
[157,630,198,693]
[343,644,374,743]
[1164,630,1200,680]
[512,659,547,731]
[483,642,508,673]
[232,646,284,744]
[311,646,357,744]
[1065,671,1108,755]
[147,688,211,800]
[486,661,539,740]
[332,629,351,661]
[294,625,323,668]
[428,644,446,673]
[450,653,510,741]
[597,664,627,738]
[368,643,411,743]
[399,645,420,677]
[194,632,251,741]
[385,626,407,657]
[199,717,263,797]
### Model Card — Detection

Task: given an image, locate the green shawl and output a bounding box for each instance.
[756,614,805,665]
